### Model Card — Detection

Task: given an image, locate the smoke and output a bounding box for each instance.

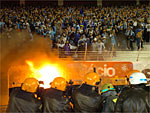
[0,31,76,87]
[0,31,71,105]
[1,31,57,67]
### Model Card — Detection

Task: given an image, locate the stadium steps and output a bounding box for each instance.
[112,42,150,62]
[112,50,150,62]
[143,42,150,51]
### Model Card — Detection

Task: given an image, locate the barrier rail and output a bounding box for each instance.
[58,50,113,60]
[57,50,150,61]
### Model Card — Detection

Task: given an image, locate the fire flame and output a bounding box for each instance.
[25,60,63,88]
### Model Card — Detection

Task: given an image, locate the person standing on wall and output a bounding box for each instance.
[136,29,144,50]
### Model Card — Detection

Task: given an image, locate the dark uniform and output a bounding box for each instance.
[6,87,42,113]
[115,85,150,113]
[72,84,103,113]
[145,85,150,93]
[42,88,72,113]
[102,91,118,113]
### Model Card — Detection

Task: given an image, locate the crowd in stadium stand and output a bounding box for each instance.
[0,5,150,54]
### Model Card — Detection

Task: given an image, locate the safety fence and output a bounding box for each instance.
[58,50,113,61]
[57,50,150,61]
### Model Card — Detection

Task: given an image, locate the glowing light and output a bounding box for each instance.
[26,61,34,71]
[25,60,63,89]
[38,65,61,88]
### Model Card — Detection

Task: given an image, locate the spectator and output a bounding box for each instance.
[97,39,105,60]
[125,27,135,50]
[0,4,149,56]
[57,40,77,57]
[74,30,81,45]
[145,18,150,42]
[136,29,144,50]
[91,38,98,51]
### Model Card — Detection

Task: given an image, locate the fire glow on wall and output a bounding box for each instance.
[25,60,64,88]
[8,61,133,88]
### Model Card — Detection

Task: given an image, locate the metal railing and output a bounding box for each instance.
[57,50,150,61]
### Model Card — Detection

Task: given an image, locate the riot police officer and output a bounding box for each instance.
[72,72,103,113]
[7,78,42,113]
[101,83,118,113]
[42,77,72,113]
[115,72,150,113]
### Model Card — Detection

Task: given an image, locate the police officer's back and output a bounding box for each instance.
[42,77,72,113]
[115,72,150,113]
[72,72,103,113]
[101,84,118,113]
[6,78,42,113]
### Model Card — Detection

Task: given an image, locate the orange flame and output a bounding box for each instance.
[25,60,63,88]
[26,60,36,72]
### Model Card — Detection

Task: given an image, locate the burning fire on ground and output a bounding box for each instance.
[25,60,65,88]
